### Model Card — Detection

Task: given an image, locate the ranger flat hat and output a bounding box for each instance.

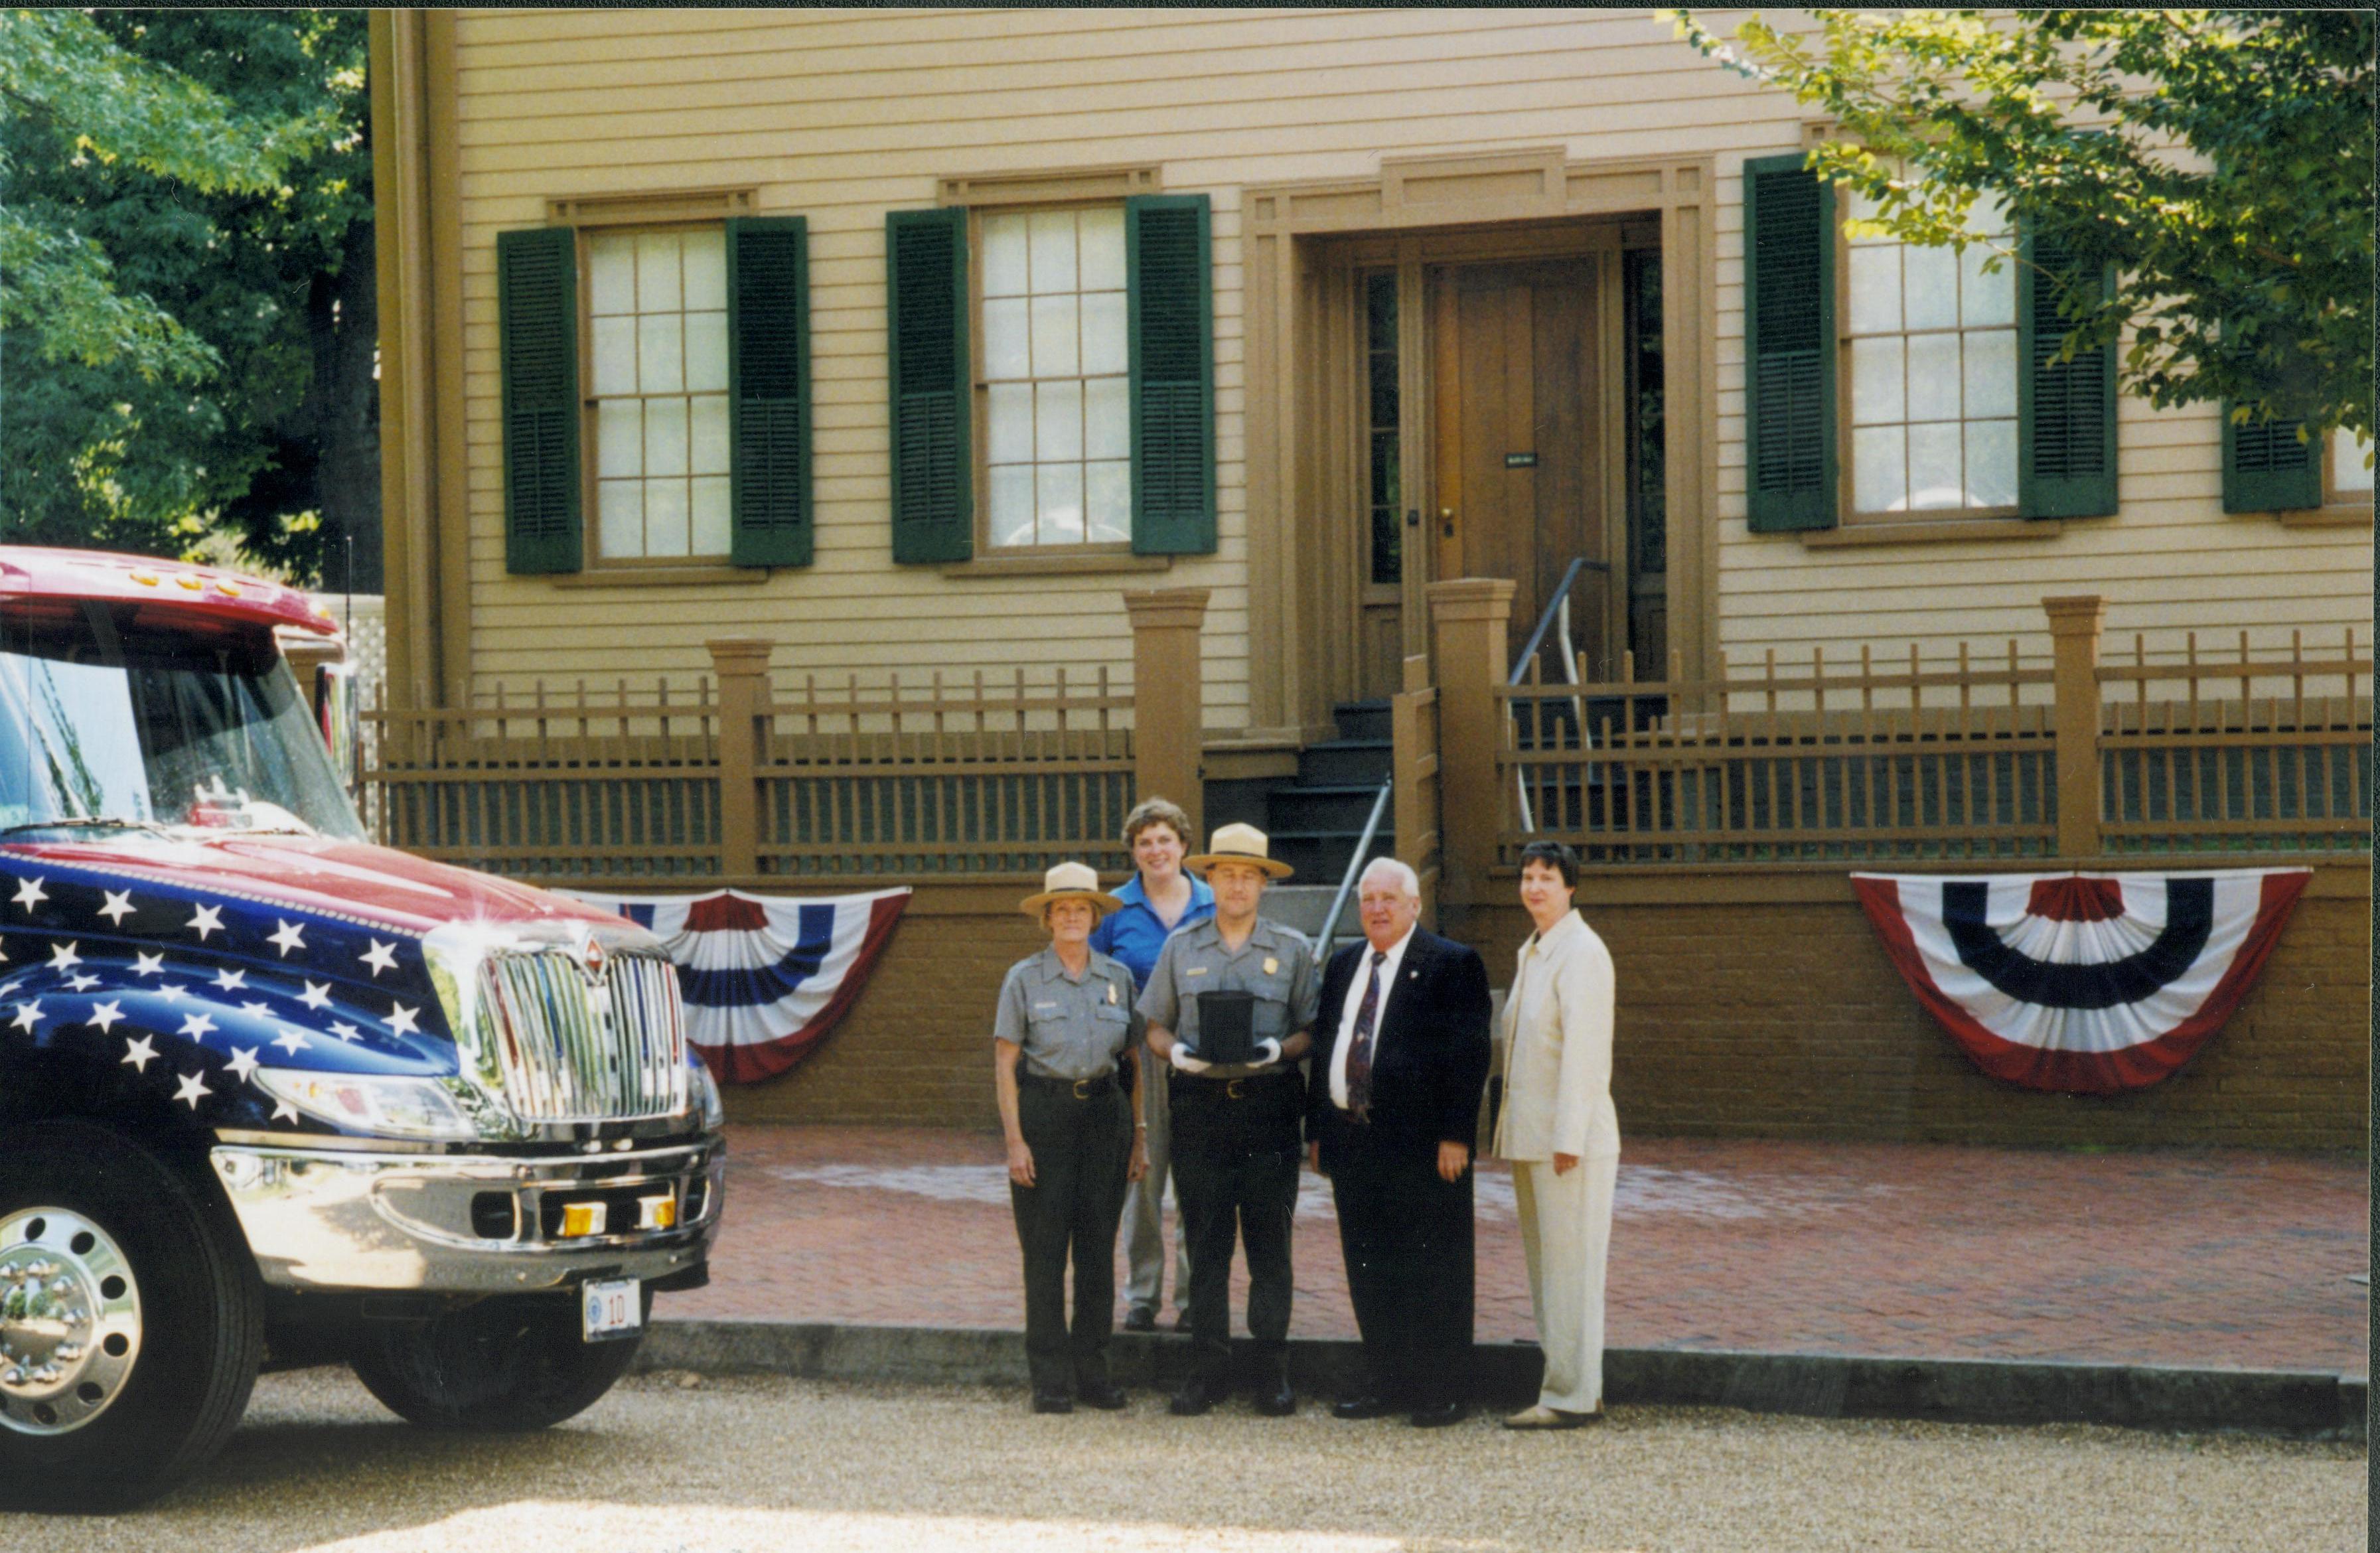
[1184,822,1294,881]
[1019,860,1124,918]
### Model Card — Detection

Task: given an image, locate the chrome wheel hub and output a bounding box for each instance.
[0,1208,143,1436]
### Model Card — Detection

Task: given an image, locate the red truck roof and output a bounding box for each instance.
[0,546,339,636]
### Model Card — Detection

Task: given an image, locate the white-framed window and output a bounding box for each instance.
[978,206,1132,549]
[1842,192,2019,518]
[586,227,731,561]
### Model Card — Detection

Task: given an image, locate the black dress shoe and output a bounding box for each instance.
[1121,1306,1157,1333]
[1331,1393,1400,1421]
[1031,1390,1075,1414]
[1169,1374,1222,1416]
[1253,1363,1296,1418]
[1077,1380,1129,1410]
[1408,1400,1467,1429]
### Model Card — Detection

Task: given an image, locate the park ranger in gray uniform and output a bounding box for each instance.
[994,861,1148,1414]
[1140,824,1321,1417]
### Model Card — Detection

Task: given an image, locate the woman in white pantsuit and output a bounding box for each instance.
[1492,839,1619,1429]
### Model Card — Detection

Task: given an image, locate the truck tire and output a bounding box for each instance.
[350,1292,644,1432]
[0,1122,264,1513]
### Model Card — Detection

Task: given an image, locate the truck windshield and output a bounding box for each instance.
[1,598,365,843]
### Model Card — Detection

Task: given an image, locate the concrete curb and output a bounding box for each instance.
[634,1319,2366,1441]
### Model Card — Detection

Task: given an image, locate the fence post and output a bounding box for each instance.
[2042,595,2105,859]
[707,638,775,879]
[1392,652,1440,922]
[1122,587,1211,848]
[1428,577,1517,902]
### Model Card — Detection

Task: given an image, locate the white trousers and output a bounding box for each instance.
[1513,1153,1617,1414]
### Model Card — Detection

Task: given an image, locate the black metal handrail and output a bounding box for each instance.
[1507,555,1610,686]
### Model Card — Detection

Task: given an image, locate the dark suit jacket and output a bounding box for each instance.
[1305,927,1493,1176]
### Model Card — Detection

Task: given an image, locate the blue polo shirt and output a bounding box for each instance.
[1088,871,1216,989]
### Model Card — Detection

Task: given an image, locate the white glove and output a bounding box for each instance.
[1250,1037,1284,1068]
[1169,1043,1212,1074]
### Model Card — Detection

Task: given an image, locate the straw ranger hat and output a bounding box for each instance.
[1184,822,1294,881]
[1019,861,1124,919]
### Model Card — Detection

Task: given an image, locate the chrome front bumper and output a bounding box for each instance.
[210,1136,725,1293]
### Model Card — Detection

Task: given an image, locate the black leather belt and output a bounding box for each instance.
[1174,1069,1297,1100]
[1021,1070,1120,1100]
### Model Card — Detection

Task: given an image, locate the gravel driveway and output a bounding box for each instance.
[18,1367,2363,1553]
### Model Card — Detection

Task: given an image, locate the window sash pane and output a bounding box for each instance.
[1027,210,1077,295]
[589,235,636,317]
[1850,336,1904,426]
[1035,463,1084,544]
[1853,427,1905,514]
[638,314,684,394]
[987,382,1033,465]
[1963,329,2017,421]
[1080,291,1128,376]
[1966,419,2018,509]
[1085,460,1130,542]
[598,400,643,478]
[2332,426,2374,495]
[983,214,1029,298]
[684,311,728,394]
[1084,376,1128,460]
[593,317,638,397]
[990,465,1036,547]
[690,394,729,475]
[1902,246,1959,331]
[1905,333,1961,423]
[984,298,1032,381]
[644,397,689,477]
[634,232,681,313]
[1030,294,1080,378]
[644,478,690,557]
[1960,247,2014,328]
[1906,421,1965,510]
[691,476,731,555]
[1078,208,1125,291]
[599,479,643,557]
[1846,245,1901,336]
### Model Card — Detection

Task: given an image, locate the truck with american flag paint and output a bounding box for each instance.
[0,548,727,1511]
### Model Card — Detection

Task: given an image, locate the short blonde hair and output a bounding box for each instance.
[1122,796,1193,850]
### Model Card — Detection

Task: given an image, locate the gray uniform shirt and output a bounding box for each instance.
[993,947,1142,1081]
[1136,916,1322,1078]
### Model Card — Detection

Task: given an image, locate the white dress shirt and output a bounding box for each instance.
[1328,926,1416,1110]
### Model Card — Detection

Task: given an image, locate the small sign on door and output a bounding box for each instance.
[1505,451,1538,468]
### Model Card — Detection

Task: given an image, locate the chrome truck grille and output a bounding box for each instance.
[475,950,688,1123]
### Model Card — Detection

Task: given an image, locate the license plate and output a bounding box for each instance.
[581,1278,642,1343]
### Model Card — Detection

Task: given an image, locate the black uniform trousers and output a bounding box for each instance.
[1168,1070,1302,1384]
[1009,1076,1134,1395]
[1327,1119,1476,1408]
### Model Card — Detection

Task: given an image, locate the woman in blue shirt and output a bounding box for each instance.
[1090,796,1215,1331]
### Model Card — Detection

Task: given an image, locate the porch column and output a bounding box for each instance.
[1428,577,1516,901]
[707,638,775,879]
[2042,595,2106,860]
[1124,587,1211,850]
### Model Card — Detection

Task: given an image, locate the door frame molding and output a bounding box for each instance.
[1241,150,1716,743]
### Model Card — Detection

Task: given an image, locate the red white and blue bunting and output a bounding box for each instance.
[565,887,910,1084]
[1851,869,2310,1094]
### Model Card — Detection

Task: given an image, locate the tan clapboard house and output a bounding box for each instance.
[366,9,2370,1143]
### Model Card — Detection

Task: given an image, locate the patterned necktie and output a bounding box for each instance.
[1345,950,1386,1122]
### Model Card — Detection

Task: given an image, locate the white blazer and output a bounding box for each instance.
[1491,911,1619,1162]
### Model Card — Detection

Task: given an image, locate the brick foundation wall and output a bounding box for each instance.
[1440,861,2370,1153]
[723,865,2369,1151]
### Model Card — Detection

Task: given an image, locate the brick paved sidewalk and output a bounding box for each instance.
[669,1126,2369,1376]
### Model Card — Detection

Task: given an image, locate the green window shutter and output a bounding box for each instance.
[2222,406,2321,513]
[497,226,582,574]
[885,207,971,563]
[727,216,812,567]
[2017,230,2119,518]
[1743,154,1836,533]
[1126,192,1217,555]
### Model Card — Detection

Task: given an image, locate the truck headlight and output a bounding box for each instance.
[256,1068,482,1141]
[688,1058,725,1133]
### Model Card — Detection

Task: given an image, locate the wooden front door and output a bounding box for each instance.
[1429,258,1619,676]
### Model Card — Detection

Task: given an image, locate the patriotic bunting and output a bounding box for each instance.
[1852,869,2310,1094]
[564,887,910,1084]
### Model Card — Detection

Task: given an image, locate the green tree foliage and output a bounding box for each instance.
[1,10,376,584]
[1672,9,2375,441]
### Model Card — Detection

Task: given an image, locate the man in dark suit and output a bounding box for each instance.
[1305,855,1493,1428]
